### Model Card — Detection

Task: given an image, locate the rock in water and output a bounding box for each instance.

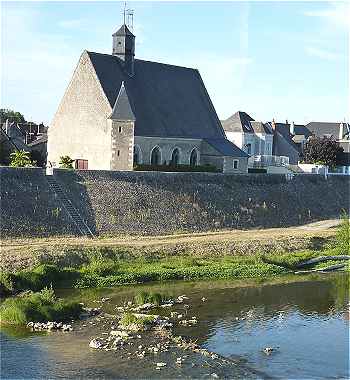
[89,338,103,349]
[263,347,274,355]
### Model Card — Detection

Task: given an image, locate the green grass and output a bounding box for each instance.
[0,288,83,325]
[119,312,155,328]
[1,218,348,294]
[134,291,169,306]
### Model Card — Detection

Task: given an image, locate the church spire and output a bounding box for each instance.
[112,24,135,76]
[109,82,135,121]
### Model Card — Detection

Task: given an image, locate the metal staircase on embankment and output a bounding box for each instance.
[46,176,94,238]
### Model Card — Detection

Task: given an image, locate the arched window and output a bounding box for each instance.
[133,145,142,165]
[190,148,198,166]
[171,148,180,166]
[150,146,161,166]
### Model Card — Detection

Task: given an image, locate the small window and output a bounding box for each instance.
[190,149,198,166]
[233,160,239,169]
[151,146,161,166]
[117,150,120,157]
[118,126,122,133]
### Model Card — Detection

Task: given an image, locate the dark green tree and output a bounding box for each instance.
[303,136,344,167]
[0,109,26,124]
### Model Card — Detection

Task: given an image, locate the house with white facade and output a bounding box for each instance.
[222,111,289,172]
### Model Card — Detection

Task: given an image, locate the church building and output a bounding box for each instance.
[47,23,248,173]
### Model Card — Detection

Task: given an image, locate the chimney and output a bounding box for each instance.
[339,122,344,140]
[290,121,295,135]
[271,118,276,130]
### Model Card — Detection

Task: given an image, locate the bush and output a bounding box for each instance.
[14,265,62,292]
[59,155,74,169]
[0,272,16,297]
[0,288,83,325]
[9,150,34,168]
[80,258,119,277]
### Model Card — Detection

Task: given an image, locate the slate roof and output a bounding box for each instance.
[112,24,134,37]
[88,51,226,140]
[221,111,255,133]
[28,135,48,147]
[110,82,136,121]
[293,124,312,138]
[221,111,272,134]
[274,123,300,150]
[306,122,350,140]
[250,121,273,134]
[204,138,249,158]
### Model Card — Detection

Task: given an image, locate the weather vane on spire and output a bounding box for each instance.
[122,2,134,32]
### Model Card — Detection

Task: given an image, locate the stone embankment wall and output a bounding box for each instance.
[0,168,77,237]
[1,167,349,238]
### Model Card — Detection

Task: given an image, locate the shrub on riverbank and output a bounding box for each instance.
[0,288,83,325]
[0,264,79,296]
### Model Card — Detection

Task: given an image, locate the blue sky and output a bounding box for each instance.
[1,1,349,125]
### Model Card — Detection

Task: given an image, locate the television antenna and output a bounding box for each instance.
[123,2,134,32]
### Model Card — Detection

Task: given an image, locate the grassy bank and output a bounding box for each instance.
[0,220,340,273]
[0,288,83,325]
[1,219,348,297]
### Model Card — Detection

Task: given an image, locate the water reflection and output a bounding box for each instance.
[1,274,349,379]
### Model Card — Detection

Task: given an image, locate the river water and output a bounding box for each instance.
[1,274,349,379]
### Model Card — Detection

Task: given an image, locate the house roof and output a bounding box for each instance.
[221,111,255,133]
[204,138,249,158]
[87,51,226,140]
[293,124,312,138]
[271,122,300,157]
[250,121,273,134]
[110,82,136,121]
[27,135,48,147]
[112,24,135,37]
[221,111,272,134]
[306,122,350,140]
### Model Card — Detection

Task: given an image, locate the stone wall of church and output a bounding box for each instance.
[134,136,202,165]
[110,120,134,170]
[47,51,112,170]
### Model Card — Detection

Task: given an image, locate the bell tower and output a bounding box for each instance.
[112,24,135,76]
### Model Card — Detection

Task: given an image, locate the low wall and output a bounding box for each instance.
[1,168,349,238]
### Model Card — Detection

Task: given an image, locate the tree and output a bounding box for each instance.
[59,155,74,169]
[0,109,26,124]
[9,150,35,167]
[303,136,344,167]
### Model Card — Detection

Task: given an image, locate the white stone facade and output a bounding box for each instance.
[226,131,273,156]
[48,51,113,170]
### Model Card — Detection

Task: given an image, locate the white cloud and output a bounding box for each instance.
[303,2,350,29]
[305,46,341,61]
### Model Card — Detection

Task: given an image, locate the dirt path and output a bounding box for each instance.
[1,219,339,254]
